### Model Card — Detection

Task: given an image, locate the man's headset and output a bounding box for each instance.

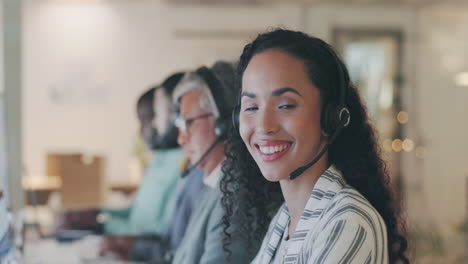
[180,64,234,174]
[231,46,351,180]
[195,66,232,140]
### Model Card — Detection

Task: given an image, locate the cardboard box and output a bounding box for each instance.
[47,153,105,209]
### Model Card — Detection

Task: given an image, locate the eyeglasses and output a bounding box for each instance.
[174,113,213,135]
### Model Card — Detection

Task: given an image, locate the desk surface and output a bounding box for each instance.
[109,182,139,197]
[23,237,141,264]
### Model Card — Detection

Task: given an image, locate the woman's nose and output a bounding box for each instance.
[257,109,279,134]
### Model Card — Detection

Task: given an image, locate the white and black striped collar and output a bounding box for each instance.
[260,165,346,264]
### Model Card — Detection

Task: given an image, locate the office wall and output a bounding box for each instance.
[413,4,468,228]
[22,0,302,186]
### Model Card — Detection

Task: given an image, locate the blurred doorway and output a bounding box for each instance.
[333,29,405,203]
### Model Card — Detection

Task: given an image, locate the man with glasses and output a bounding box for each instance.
[169,61,254,264]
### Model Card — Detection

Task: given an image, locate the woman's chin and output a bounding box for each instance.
[260,169,289,182]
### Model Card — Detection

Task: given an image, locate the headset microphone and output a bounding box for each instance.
[181,137,223,178]
[288,108,349,180]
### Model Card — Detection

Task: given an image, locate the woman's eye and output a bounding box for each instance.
[279,104,296,110]
[244,106,258,112]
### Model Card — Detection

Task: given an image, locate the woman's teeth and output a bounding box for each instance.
[259,144,288,154]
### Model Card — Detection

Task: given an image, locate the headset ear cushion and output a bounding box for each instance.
[231,105,240,132]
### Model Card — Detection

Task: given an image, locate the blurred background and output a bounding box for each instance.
[1,0,468,263]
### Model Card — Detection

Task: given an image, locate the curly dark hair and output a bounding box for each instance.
[220,28,409,263]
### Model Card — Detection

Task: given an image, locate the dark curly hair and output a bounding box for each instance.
[220,28,409,263]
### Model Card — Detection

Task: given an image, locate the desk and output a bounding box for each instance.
[23,237,142,264]
[24,188,58,206]
[109,183,139,197]
[22,176,61,206]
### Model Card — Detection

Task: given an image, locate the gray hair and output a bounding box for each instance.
[172,71,220,118]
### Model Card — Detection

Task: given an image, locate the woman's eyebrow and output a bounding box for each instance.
[271,87,302,97]
[241,87,302,98]
[241,91,256,98]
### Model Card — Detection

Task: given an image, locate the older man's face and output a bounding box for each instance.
[177,90,217,168]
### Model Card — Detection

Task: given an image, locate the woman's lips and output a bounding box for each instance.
[255,142,291,162]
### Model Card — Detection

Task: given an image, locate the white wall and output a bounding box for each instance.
[414,4,468,228]
[22,0,303,185]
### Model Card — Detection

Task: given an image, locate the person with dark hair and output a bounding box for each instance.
[100,73,187,259]
[220,29,409,264]
[149,72,185,150]
[168,61,254,264]
[137,87,158,149]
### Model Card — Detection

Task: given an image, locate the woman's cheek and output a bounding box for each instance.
[239,118,252,149]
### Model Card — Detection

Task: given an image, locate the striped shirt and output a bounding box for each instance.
[252,165,388,264]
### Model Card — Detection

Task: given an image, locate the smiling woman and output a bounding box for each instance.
[220,29,409,264]
[239,50,326,183]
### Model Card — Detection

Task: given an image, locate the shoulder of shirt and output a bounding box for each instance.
[319,185,386,231]
[317,166,383,223]
[154,148,187,171]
